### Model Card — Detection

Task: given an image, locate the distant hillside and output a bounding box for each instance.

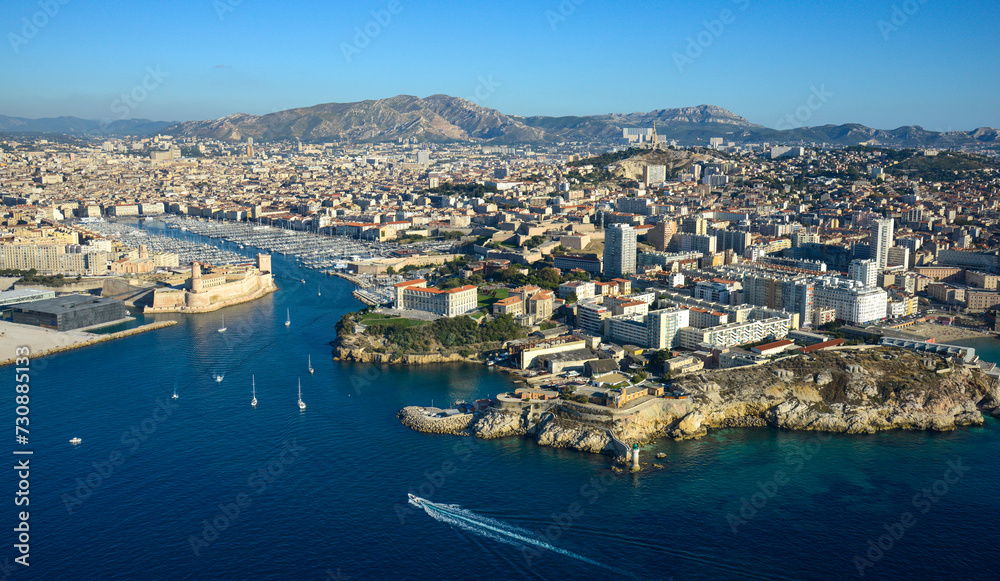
[0,115,173,136]
[162,95,546,144]
[3,96,998,150]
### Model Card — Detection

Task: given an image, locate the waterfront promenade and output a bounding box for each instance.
[0,320,177,365]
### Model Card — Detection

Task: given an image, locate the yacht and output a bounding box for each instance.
[69,437,82,445]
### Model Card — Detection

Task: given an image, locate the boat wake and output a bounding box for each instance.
[408,496,627,575]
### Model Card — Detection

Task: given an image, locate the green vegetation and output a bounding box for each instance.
[888,151,999,182]
[0,268,73,287]
[357,313,427,328]
[362,314,527,354]
[477,288,509,309]
[644,349,672,372]
[489,265,562,290]
[523,235,546,248]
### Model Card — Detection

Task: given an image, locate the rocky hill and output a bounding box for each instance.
[7,96,998,148]
[671,348,998,437]
[398,347,1000,462]
[163,94,545,144]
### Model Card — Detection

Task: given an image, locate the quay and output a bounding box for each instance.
[0,320,178,366]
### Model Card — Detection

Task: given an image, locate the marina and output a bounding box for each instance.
[85,217,426,306]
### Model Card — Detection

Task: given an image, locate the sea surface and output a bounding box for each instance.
[4,223,999,580]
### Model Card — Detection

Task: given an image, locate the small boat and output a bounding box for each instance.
[216,374,224,383]
[251,375,257,408]
[218,314,227,333]
[298,379,306,411]
[285,309,291,327]
[300,279,306,284]
[70,437,82,445]
[308,354,314,375]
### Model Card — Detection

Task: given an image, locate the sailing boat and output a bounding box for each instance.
[172,386,178,400]
[251,375,257,408]
[298,379,306,410]
[218,313,227,333]
[308,354,314,375]
[285,308,291,327]
[317,285,321,297]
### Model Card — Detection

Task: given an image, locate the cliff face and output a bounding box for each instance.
[333,331,478,365]
[397,347,999,462]
[672,348,995,435]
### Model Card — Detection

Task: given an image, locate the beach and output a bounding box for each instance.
[899,321,995,342]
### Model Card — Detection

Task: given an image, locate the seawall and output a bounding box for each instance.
[0,320,178,366]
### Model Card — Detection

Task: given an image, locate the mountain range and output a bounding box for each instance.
[2,95,998,149]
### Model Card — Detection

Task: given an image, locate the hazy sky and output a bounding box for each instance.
[2,0,998,129]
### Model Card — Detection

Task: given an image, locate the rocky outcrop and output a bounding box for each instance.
[673,349,994,435]
[335,346,475,365]
[532,416,614,454]
[333,331,479,365]
[668,411,707,440]
[397,348,997,462]
[472,409,526,439]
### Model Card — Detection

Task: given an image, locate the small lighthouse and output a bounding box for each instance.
[631,443,640,472]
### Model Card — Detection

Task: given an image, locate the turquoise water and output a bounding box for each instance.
[4,225,999,580]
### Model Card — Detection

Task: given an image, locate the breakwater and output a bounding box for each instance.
[0,320,178,366]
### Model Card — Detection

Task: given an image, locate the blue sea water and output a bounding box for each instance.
[4,225,999,580]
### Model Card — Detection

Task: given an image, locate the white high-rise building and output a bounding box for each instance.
[849,259,879,288]
[870,218,894,269]
[813,277,888,325]
[603,224,637,279]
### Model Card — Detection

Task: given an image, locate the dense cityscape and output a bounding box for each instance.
[5,0,1000,577]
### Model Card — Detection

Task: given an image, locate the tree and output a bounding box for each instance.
[565,292,578,304]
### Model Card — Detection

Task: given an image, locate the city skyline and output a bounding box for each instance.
[2,0,999,130]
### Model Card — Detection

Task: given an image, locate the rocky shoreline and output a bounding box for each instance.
[396,347,1000,462]
[334,346,478,365]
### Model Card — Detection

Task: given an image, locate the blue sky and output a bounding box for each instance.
[2,0,998,129]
